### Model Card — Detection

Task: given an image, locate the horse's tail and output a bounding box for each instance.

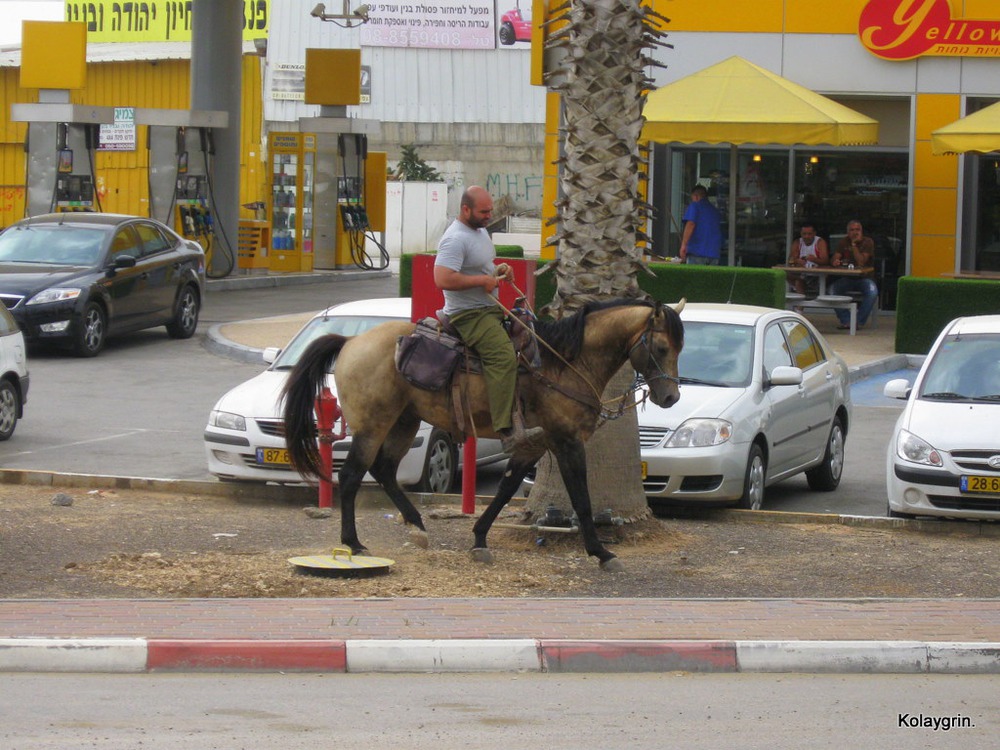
[280,333,348,480]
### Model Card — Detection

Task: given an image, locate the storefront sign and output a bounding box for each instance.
[63,0,269,42]
[98,107,135,151]
[360,1,495,49]
[860,0,1000,60]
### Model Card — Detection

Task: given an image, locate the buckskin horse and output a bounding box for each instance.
[281,297,684,571]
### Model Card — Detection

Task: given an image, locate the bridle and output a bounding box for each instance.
[627,306,681,390]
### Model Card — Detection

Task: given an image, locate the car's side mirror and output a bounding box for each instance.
[883,378,912,400]
[263,347,281,364]
[108,254,137,273]
[767,365,803,388]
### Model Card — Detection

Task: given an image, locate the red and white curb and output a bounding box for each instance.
[1,638,999,674]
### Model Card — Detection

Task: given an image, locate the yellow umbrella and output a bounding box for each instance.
[932,100,1000,155]
[641,56,879,146]
[640,56,878,264]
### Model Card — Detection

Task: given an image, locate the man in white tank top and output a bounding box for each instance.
[787,222,829,295]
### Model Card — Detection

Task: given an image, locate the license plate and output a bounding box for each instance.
[256,448,290,466]
[960,475,1000,494]
[641,461,648,480]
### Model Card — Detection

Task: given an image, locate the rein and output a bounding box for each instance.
[494,288,676,423]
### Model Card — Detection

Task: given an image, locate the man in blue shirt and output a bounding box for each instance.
[679,185,723,265]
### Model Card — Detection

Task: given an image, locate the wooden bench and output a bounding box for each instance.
[787,293,858,335]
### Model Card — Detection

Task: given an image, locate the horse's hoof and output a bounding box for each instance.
[408,526,429,549]
[470,547,495,564]
[599,556,625,573]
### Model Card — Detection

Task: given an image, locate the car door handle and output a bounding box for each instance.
[172,262,183,270]
[826,371,834,380]
[139,272,149,280]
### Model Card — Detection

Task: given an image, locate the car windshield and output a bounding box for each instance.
[918,333,1000,402]
[0,225,106,266]
[677,321,754,387]
[271,314,399,369]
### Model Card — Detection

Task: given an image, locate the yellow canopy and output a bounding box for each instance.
[932,101,1000,155]
[641,57,879,146]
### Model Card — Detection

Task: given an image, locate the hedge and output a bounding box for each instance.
[895,276,1000,354]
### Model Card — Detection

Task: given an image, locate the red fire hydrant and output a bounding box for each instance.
[314,387,346,509]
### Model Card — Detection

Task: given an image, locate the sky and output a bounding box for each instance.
[0,1,64,47]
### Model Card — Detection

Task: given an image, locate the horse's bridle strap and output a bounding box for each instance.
[526,369,602,413]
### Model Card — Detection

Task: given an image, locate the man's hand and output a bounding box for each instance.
[495,262,512,281]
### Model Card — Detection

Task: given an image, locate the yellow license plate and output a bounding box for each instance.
[960,475,1000,494]
[641,461,648,480]
[256,448,290,466]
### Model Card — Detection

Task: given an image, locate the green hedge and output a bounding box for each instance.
[534,261,786,313]
[398,246,524,297]
[895,276,1000,354]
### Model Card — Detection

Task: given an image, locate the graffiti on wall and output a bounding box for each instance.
[485,173,543,204]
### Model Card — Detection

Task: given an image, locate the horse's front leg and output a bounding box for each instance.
[551,438,624,572]
[470,455,537,563]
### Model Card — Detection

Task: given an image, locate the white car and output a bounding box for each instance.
[0,304,28,440]
[638,303,851,510]
[884,315,1000,520]
[204,297,505,492]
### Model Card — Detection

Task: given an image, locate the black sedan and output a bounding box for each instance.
[0,213,205,356]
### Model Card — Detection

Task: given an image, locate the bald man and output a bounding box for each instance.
[434,186,542,453]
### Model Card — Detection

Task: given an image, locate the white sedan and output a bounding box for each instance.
[204,297,505,492]
[639,303,852,510]
[884,314,1000,520]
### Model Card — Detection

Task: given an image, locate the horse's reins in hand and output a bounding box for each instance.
[490,267,660,423]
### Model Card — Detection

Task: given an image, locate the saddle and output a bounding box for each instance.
[394,305,540,393]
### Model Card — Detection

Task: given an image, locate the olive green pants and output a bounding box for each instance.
[449,306,517,432]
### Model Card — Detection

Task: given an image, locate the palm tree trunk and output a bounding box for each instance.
[525,0,668,522]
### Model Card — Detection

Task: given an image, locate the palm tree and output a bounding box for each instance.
[526,0,670,524]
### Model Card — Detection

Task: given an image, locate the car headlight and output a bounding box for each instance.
[26,288,82,305]
[895,428,942,467]
[209,410,246,431]
[665,418,732,448]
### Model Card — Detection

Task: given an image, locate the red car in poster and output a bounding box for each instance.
[499,1,532,45]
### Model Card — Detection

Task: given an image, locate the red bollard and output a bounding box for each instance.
[314,387,345,509]
[461,437,477,514]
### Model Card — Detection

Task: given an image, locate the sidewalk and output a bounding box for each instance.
[7,271,983,676]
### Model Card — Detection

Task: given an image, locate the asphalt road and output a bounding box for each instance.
[0,274,907,516]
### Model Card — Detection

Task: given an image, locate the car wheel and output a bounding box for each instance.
[805,416,845,491]
[417,429,456,494]
[73,302,106,357]
[166,285,200,339]
[738,443,766,510]
[0,380,19,441]
[499,22,515,45]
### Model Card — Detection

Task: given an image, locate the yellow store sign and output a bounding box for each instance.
[63,0,270,42]
[860,0,1000,60]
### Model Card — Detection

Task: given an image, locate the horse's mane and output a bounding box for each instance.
[534,298,679,362]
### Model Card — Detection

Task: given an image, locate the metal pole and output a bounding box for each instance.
[461,438,477,514]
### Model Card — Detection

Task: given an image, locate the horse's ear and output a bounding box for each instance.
[672,298,686,314]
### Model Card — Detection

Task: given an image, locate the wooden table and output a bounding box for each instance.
[773,265,869,296]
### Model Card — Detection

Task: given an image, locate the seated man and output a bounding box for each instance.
[786,222,829,296]
[829,219,879,330]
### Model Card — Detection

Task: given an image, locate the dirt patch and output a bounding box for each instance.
[1,484,999,599]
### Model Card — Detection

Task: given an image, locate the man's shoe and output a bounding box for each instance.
[500,415,546,454]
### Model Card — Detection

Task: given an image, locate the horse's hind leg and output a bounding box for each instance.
[551,438,622,572]
[367,445,429,550]
[470,455,537,563]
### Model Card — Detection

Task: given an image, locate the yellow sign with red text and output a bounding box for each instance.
[860,0,1000,60]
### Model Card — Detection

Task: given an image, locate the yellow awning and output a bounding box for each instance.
[641,57,879,147]
[932,100,1000,155]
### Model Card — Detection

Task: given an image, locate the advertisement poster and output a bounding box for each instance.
[360,1,495,50]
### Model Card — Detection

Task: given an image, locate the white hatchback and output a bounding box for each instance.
[204,297,505,492]
[884,315,1000,520]
[638,303,852,510]
[0,304,28,440]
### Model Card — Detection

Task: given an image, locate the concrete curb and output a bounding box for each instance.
[2,638,999,674]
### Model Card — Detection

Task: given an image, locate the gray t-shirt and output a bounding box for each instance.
[435,219,497,315]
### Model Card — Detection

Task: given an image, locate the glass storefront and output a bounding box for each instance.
[652,144,909,308]
[962,99,1000,274]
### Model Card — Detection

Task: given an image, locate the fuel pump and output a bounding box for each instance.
[336,133,388,270]
[51,122,99,213]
